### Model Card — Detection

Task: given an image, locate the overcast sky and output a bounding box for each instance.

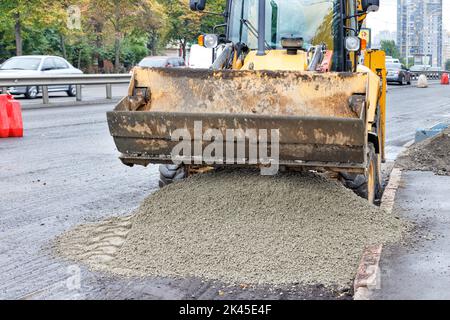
[366,0,450,35]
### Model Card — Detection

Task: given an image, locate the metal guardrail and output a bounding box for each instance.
[410,71,447,81]
[0,74,131,104]
[0,71,447,104]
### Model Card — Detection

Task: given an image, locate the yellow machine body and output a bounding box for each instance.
[107,0,387,201]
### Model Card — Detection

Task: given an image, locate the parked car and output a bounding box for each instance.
[0,55,83,99]
[386,57,400,64]
[138,56,185,68]
[386,62,412,85]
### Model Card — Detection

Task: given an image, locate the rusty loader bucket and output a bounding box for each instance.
[107,68,369,173]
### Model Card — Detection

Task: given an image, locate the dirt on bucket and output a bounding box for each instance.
[55,170,407,289]
[397,128,450,176]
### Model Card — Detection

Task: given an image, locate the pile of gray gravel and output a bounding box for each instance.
[56,170,406,288]
[397,128,450,176]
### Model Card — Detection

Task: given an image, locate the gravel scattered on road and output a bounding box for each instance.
[55,170,407,288]
[397,128,450,176]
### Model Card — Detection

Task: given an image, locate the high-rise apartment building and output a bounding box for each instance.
[444,31,450,68]
[397,0,443,67]
[373,30,398,48]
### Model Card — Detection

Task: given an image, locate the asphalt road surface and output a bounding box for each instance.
[385,82,450,160]
[1,83,449,300]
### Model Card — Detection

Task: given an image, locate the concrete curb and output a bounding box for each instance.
[353,244,383,300]
[21,98,121,110]
[353,168,403,300]
[380,168,403,214]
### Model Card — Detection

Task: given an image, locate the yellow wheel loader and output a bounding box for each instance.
[107,0,387,204]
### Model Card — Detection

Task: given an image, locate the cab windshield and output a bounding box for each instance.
[228,0,335,50]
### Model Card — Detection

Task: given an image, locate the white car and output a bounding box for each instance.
[0,55,83,99]
[386,58,400,64]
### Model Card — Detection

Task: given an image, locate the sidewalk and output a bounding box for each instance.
[372,171,450,300]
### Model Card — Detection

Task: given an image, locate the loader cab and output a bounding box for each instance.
[190,0,379,72]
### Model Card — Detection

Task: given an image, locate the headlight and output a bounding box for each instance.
[345,36,361,52]
[204,34,219,49]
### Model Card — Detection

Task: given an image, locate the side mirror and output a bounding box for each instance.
[190,0,206,11]
[361,0,379,13]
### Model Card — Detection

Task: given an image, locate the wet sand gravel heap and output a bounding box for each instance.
[56,170,406,288]
[397,128,450,176]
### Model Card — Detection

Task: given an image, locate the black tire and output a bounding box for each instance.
[159,164,187,188]
[67,85,77,97]
[25,86,39,99]
[340,143,382,204]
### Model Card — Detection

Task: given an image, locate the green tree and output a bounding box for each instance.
[198,0,227,35]
[0,0,67,56]
[86,0,164,72]
[0,0,222,71]
[158,0,225,60]
[158,0,201,60]
[380,40,400,59]
[446,59,450,71]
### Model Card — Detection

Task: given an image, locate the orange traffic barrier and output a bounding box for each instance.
[6,95,23,137]
[0,95,10,138]
[441,73,449,85]
[0,94,23,138]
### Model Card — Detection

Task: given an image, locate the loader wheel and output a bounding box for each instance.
[340,143,382,204]
[159,164,187,188]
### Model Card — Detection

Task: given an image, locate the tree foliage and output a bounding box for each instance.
[157,0,226,60]
[0,0,67,56]
[0,0,225,71]
[380,40,400,60]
